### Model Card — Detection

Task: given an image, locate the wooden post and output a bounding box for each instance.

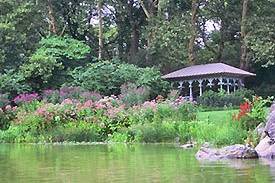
[226,78,230,94]
[233,79,236,92]
[207,78,214,88]
[198,79,203,96]
[188,80,193,101]
[218,77,224,91]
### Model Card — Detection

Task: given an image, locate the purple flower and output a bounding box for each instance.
[13,93,39,105]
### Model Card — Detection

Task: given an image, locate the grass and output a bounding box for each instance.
[197,109,238,123]
[193,109,248,146]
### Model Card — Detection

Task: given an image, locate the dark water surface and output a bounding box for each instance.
[0,144,275,183]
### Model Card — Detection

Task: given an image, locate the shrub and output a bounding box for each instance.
[67,60,170,97]
[235,96,273,130]
[13,93,40,106]
[197,89,255,108]
[154,103,175,121]
[108,131,129,143]
[0,94,9,108]
[42,87,102,104]
[167,90,180,101]
[130,122,178,143]
[48,122,100,142]
[0,106,17,130]
[119,83,150,107]
[177,102,197,121]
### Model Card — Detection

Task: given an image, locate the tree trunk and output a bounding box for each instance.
[47,0,57,34]
[217,20,225,61]
[240,0,249,70]
[98,0,103,60]
[129,23,139,62]
[188,0,199,65]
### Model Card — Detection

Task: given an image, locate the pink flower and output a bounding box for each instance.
[5,105,12,110]
[83,100,94,108]
[142,101,157,111]
[94,102,105,110]
[13,93,39,104]
[61,98,73,105]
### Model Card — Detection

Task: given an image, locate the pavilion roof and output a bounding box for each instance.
[162,63,256,80]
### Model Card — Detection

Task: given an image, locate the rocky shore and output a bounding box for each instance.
[196,103,275,160]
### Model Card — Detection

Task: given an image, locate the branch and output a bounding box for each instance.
[138,0,150,19]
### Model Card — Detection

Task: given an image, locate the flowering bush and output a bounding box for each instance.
[233,96,273,130]
[119,83,150,107]
[0,105,17,130]
[42,87,102,104]
[0,89,199,143]
[233,101,251,121]
[13,93,39,105]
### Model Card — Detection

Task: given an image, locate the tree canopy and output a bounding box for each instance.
[0,0,274,96]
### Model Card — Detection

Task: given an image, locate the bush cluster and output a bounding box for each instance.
[197,89,255,108]
[67,60,170,97]
[0,87,269,146]
[0,91,198,143]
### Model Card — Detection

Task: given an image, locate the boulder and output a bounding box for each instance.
[254,122,265,139]
[255,136,275,158]
[196,144,258,160]
[261,103,275,139]
[255,103,275,158]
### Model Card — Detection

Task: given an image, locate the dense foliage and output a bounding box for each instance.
[0,0,275,97]
[197,89,255,108]
[67,61,170,97]
[0,0,274,146]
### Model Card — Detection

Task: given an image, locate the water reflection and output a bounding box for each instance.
[0,144,274,183]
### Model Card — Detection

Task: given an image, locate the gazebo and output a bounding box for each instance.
[162,63,256,100]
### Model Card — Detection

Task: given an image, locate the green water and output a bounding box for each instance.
[0,144,274,183]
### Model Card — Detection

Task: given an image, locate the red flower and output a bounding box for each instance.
[233,101,251,121]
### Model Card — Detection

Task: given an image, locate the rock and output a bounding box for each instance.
[254,122,265,139]
[255,136,275,158]
[196,144,258,160]
[180,143,194,149]
[262,103,275,139]
[255,103,275,158]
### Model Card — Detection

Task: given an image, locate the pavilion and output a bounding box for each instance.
[162,63,256,100]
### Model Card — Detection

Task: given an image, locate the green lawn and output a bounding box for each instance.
[197,109,238,123]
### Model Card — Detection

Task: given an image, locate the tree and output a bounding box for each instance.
[246,0,275,67]
[240,0,249,70]
[20,36,91,90]
[97,0,104,59]
[188,0,200,65]
[0,0,44,72]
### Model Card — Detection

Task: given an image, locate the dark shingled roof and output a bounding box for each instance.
[162,63,256,79]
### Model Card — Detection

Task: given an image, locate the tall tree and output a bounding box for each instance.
[240,0,249,70]
[97,0,103,59]
[246,0,275,67]
[188,0,200,65]
[47,0,57,34]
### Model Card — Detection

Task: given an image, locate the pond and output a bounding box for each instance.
[0,144,274,183]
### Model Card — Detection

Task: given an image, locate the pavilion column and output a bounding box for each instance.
[198,79,203,96]
[218,77,224,91]
[207,78,214,88]
[233,79,237,92]
[239,79,245,88]
[226,78,231,94]
[188,80,193,101]
[178,81,184,89]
